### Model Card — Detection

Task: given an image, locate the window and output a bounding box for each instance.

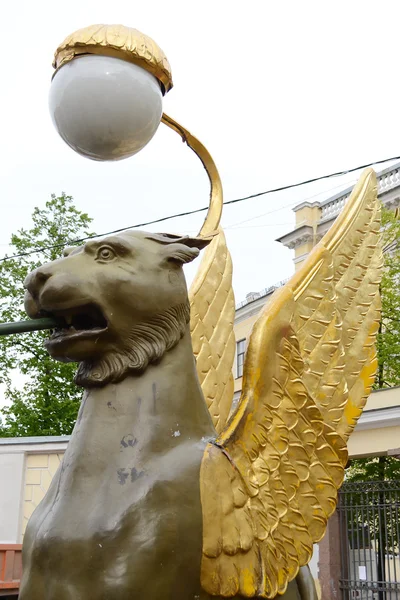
[236,339,246,378]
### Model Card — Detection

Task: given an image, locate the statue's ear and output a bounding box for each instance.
[162,243,201,265]
[146,232,214,265]
[148,232,214,249]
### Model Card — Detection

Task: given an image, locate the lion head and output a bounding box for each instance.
[24,231,209,388]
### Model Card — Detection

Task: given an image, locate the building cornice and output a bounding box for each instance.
[293,200,321,212]
[277,162,400,251]
[275,224,313,250]
[355,405,400,431]
[293,252,309,264]
[0,436,70,454]
[235,293,273,324]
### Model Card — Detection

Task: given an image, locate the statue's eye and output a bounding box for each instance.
[96,246,116,261]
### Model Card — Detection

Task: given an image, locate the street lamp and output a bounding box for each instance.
[49,25,171,161]
[0,23,222,336]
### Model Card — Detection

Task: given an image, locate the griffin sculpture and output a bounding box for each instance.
[19,168,381,600]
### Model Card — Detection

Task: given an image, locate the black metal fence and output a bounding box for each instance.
[338,480,400,599]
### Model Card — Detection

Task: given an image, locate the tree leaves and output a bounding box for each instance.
[375,205,400,389]
[0,193,95,437]
[346,205,400,482]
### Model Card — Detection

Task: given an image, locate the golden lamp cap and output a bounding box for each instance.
[52,24,173,95]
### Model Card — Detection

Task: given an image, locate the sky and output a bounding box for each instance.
[1,0,400,307]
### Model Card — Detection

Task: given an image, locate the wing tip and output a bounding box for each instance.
[359,167,377,187]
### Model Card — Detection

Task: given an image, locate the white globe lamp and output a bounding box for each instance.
[49,25,173,161]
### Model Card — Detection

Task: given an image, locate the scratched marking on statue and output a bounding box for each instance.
[120,435,137,448]
[152,382,157,415]
[117,467,144,485]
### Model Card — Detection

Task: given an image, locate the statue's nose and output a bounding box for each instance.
[24,266,52,298]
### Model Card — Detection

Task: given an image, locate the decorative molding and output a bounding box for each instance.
[320,195,347,220]
[275,225,313,250]
[0,436,70,454]
[384,195,400,210]
[353,405,400,431]
[388,447,400,458]
[235,278,290,323]
[293,201,321,212]
[276,163,400,270]
[235,293,273,324]
[293,252,310,264]
[277,162,400,251]
[320,164,400,220]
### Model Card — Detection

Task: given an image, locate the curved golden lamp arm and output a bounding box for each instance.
[0,113,223,338]
[161,113,223,237]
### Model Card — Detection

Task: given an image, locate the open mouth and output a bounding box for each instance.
[44,304,108,341]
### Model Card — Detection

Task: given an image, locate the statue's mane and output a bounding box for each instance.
[75,302,190,388]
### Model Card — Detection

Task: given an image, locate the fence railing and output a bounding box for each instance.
[0,544,22,594]
[321,165,400,221]
[338,480,400,600]
[235,278,289,310]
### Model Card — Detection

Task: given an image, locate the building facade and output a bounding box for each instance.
[276,161,400,271]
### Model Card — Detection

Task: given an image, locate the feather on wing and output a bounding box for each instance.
[200,169,382,597]
[189,228,235,433]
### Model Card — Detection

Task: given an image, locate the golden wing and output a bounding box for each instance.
[189,227,236,433]
[200,169,382,598]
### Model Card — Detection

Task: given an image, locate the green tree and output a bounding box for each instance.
[346,205,400,479]
[0,193,94,437]
[344,206,400,597]
[375,205,400,388]
[346,205,400,480]
[346,456,400,483]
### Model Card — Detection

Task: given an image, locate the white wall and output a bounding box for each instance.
[0,452,24,543]
[0,437,69,544]
[309,544,319,580]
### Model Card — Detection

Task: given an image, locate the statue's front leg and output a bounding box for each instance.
[295,566,319,599]
[269,565,318,599]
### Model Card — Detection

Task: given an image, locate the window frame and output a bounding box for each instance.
[236,338,246,378]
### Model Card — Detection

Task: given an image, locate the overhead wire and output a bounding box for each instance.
[0,154,399,263]
[224,177,358,230]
